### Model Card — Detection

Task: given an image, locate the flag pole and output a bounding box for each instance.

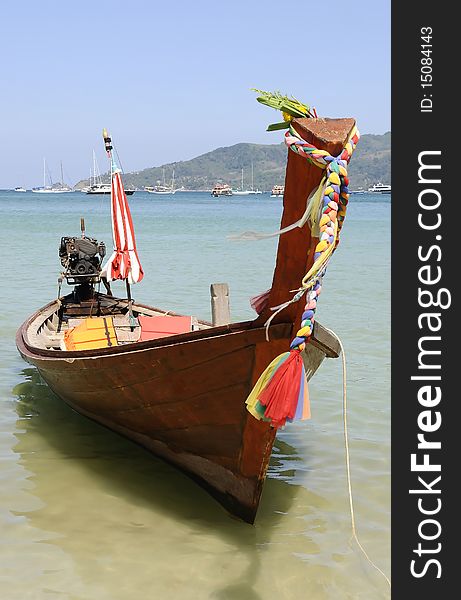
[103,128,136,328]
[125,279,136,329]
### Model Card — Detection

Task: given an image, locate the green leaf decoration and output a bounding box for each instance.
[252,89,311,120]
[266,122,291,131]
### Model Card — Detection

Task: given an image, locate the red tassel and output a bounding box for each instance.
[258,351,304,427]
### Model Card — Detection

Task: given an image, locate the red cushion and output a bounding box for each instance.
[138,315,192,341]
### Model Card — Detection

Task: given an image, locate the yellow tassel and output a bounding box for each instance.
[245,352,289,419]
[305,175,326,237]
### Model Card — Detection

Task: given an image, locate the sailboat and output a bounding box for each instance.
[232,168,251,196]
[86,150,135,195]
[58,161,73,192]
[248,162,262,194]
[32,159,73,193]
[232,163,262,196]
[86,150,111,194]
[146,168,176,194]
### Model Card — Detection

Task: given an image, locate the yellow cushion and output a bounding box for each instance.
[64,317,118,351]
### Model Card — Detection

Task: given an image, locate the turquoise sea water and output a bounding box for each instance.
[0,190,390,599]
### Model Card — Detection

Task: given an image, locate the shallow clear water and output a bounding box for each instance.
[0,190,390,599]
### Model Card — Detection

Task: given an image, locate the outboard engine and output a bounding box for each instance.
[59,235,106,285]
[57,218,112,304]
[59,216,107,285]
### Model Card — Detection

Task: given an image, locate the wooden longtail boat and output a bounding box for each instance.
[16,117,354,523]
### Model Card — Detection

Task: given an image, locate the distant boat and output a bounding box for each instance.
[351,187,366,194]
[146,168,176,195]
[57,161,73,192]
[270,185,284,197]
[87,183,135,196]
[232,168,251,196]
[86,183,112,194]
[14,187,27,192]
[81,150,102,193]
[32,159,73,194]
[248,162,262,194]
[233,163,262,196]
[211,183,233,197]
[145,187,173,194]
[32,188,72,194]
[86,151,134,195]
[368,182,391,194]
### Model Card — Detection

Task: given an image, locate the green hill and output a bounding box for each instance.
[76,132,390,192]
[348,132,391,189]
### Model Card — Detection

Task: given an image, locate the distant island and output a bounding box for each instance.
[75,132,390,192]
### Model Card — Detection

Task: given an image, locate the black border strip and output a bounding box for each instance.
[392,2,454,595]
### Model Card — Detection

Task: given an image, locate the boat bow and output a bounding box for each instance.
[253,117,356,330]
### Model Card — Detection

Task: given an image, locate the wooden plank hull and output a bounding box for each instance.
[17,319,293,522]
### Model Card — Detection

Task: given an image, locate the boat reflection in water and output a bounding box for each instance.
[12,366,316,599]
[13,367,301,521]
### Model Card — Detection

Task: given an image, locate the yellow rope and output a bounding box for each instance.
[324,327,391,591]
[301,219,338,288]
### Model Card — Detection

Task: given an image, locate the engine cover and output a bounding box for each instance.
[59,235,106,285]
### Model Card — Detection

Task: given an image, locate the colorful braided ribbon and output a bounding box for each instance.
[246,124,360,428]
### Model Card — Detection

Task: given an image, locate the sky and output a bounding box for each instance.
[0,0,390,189]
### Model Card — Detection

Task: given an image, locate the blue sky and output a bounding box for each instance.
[1,0,390,188]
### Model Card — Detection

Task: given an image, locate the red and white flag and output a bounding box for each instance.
[103,165,143,284]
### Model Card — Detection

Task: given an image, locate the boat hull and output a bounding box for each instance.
[17,316,295,522]
[86,189,135,195]
[145,191,176,194]
[32,189,73,193]
[16,116,353,522]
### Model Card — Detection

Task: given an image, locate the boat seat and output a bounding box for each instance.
[43,331,66,350]
[113,315,142,344]
[138,315,193,341]
[60,314,200,347]
[67,318,85,329]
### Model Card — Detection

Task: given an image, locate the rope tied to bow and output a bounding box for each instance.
[246,124,360,428]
